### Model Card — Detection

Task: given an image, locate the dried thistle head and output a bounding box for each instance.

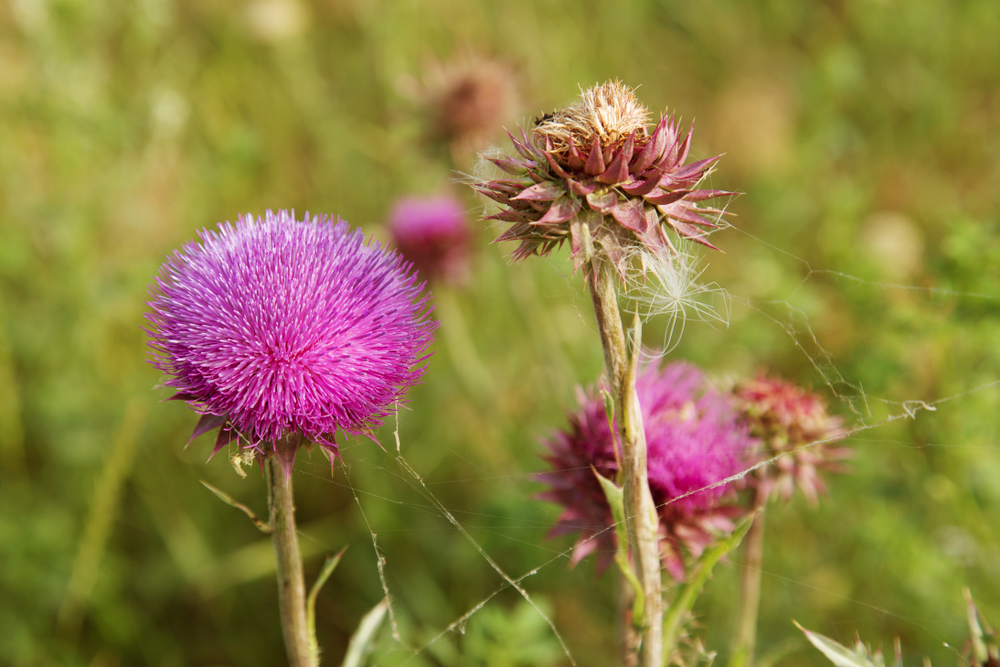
[406,51,519,163]
[474,80,733,285]
[534,81,651,160]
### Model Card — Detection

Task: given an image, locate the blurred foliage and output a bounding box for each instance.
[1,0,999,666]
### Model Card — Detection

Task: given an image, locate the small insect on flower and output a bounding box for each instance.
[230,447,256,479]
[533,112,555,126]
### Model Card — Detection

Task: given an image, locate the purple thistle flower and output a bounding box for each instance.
[387,194,471,286]
[538,360,755,580]
[146,210,436,472]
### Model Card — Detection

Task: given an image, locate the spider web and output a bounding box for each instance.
[286,228,1000,667]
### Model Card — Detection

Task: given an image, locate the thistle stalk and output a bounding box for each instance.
[266,456,317,667]
[473,81,737,667]
[586,247,663,667]
[730,375,851,667]
[730,491,766,667]
[146,211,435,667]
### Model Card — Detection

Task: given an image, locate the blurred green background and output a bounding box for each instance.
[2,0,999,665]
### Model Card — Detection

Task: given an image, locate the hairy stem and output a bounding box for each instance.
[266,457,317,667]
[619,576,639,667]
[588,257,663,667]
[730,493,766,667]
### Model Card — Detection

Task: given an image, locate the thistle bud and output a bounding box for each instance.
[387,194,471,286]
[735,374,850,506]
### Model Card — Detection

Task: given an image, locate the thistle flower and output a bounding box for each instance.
[538,360,755,581]
[387,194,471,286]
[146,210,436,472]
[474,81,733,278]
[404,51,519,163]
[734,374,850,506]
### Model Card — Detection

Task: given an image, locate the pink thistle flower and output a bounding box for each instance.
[387,194,471,286]
[146,210,436,472]
[474,81,733,278]
[538,360,755,581]
[734,374,850,506]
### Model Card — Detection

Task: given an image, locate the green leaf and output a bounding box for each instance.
[341,598,389,667]
[593,467,644,626]
[309,546,348,663]
[794,621,886,667]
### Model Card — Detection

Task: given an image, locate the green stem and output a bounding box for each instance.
[730,498,767,667]
[434,286,494,400]
[587,251,663,667]
[57,400,147,639]
[266,457,317,667]
[619,576,640,667]
[663,516,755,658]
